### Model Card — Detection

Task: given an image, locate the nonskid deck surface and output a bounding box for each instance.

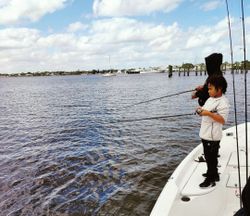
[151,123,250,216]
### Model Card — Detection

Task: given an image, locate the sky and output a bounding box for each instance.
[0,0,249,74]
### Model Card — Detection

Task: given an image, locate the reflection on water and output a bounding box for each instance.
[0,73,249,215]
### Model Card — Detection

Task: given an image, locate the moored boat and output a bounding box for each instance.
[103,72,116,77]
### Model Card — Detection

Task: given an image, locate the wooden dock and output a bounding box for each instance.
[167,63,248,77]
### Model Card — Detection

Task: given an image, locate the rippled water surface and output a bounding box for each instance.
[0,73,249,216]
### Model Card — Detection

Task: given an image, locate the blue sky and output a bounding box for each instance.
[0,0,249,73]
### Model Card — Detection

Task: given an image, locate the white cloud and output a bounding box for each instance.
[200,1,221,11]
[0,0,8,7]
[67,22,88,32]
[0,17,183,72]
[186,17,229,49]
[0,28,40,49]
[90,18,181,47]
[93,0,182,17]
[0,15,249,73]
[37,33,76,50]
[0,0,69,25]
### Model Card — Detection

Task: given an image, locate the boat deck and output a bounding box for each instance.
[151,123,250,216]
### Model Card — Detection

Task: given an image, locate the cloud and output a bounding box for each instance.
[0,15,249,73]
[0,27,40,49]
[37,33,76,50]
[67,22,88,32]
[0,0,69,25]
[186,17,228,49]
[185,15,250,64]
[89,18,181,47]
[93,0,182,17]
[200,1,221,11]
[0,17,183,72]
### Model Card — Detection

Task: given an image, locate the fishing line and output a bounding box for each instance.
[113,112,196,123]
[123,89,195,109]
[240,0,248,183]
[225,0,242,207]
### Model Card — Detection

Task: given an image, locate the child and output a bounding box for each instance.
[196,75,229,188]
[192,53,224,163]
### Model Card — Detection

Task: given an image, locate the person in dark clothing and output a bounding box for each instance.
[192,53,223,106]
[242,177,250,215]
[234,176,250,216]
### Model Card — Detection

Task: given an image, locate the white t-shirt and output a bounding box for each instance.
[199,95,230,141]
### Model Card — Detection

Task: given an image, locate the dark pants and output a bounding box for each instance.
[234,208,247,216]
[202,139,220,181]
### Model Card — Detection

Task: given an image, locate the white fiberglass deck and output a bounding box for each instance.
[151,123,250,216]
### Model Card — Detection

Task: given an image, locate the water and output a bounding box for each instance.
[0,73,249,216]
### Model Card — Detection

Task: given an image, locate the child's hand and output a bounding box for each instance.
[199,109,210,116]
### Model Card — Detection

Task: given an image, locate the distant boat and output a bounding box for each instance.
[126,70,140,74]
[103,55,116,77]
[150,122,250,216]
[140,69,155,74]
[140,68,166,74]
[103,72,116,77]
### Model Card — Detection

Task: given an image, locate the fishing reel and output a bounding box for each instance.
[196,108,203,115]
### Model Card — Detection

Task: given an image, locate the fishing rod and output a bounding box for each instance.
[114,112,196,123]
[225,0,242,207]
[241,0,248,183]
[123,89,195,109]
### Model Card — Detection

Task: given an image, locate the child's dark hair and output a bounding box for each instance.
[207,75,227,94]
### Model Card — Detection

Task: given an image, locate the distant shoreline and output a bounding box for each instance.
[0,70,116,77]
[1,61,249,77]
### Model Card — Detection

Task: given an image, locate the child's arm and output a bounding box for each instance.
[198,109,225,124]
